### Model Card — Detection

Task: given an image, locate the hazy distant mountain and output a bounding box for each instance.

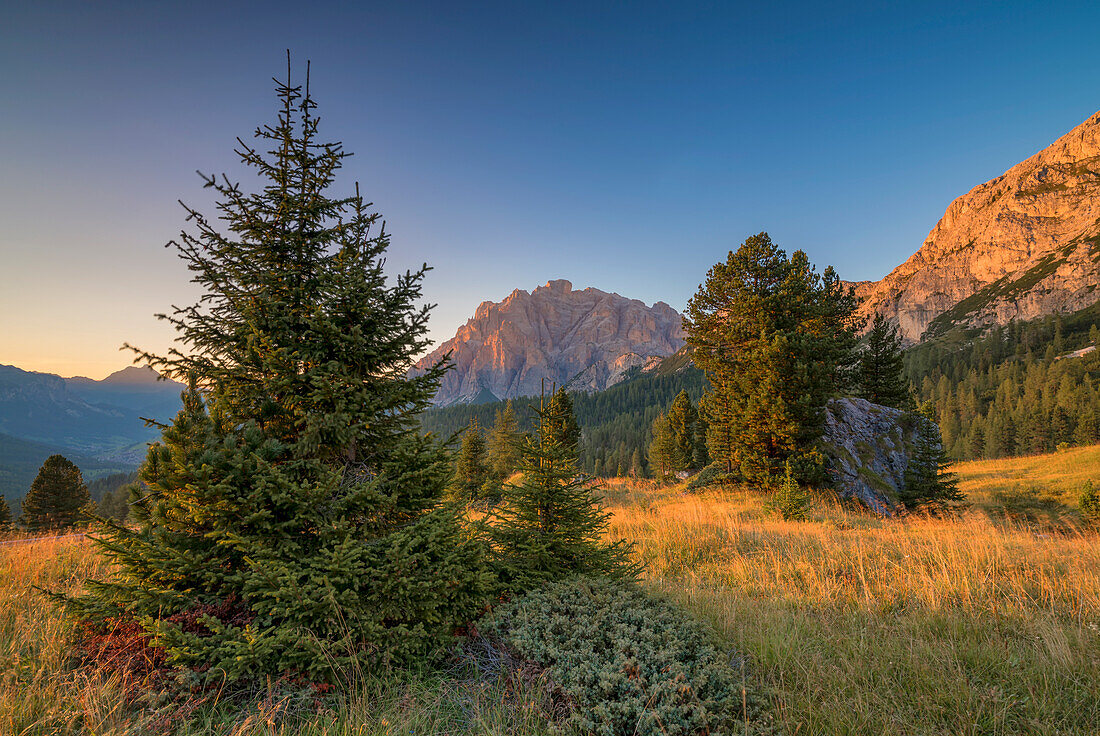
[0,364,183,500]
[854,109,1100,342]
[414,280,686,406]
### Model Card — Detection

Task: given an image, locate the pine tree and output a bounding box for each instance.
[630,447,646,479]
[648,414,680,484]
[684,233,859,486]
[69,62,492,682]
[692,401,710,469]
[768,462,811,521]
[20,455,90,531]
[452,420,489,500]
[858,314,912,409]
[901,403,963,511]
[488,397,636,593]
[545,388,581,452]
[666,390,698,470]
[486,400,522,486]
[0,497,11,531]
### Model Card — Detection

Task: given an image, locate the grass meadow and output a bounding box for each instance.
[2,446,1099,735]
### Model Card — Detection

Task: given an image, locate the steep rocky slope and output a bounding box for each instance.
[414,280,685,405]
[856,109,1100,342]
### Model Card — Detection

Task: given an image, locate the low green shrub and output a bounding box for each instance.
[485,578,765,735]
[685,462,728,491]
[1079,480,1100,525]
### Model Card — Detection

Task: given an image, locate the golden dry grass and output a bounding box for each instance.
[2,447,1099,734]
[601,451,1100,735]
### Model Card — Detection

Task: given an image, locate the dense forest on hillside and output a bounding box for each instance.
[905,305,1100,460]
[420,366,709,476]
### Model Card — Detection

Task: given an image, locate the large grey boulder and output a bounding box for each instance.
[821,398,920,514]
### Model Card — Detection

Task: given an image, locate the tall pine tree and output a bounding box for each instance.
[858,314,912,409]
[684,233,859,486]
[69,61,493,682]
[20,455,90,531]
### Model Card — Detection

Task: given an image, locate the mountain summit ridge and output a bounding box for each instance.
[415,280,685,405]
[855,109,1100,341]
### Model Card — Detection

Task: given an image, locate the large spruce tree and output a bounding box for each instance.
[21,455,90,531]
[70,62,492,682]
[858,314,912,409]
[684,232,860,486]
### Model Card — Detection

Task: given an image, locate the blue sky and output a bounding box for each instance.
[2,1,1099,377]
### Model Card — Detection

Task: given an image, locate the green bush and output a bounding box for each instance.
[1080,481,1100,525]
[685,462,727,491]
[486,578,764,735]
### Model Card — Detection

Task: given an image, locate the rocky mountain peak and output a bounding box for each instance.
[855,109,1100,341]
[414,282,686,405]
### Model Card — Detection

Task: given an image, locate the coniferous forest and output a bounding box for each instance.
[906,308,1100,459]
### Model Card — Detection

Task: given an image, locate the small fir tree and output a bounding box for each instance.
[858,314,912,410]
[666,390,699,470]
[489,396,637,593]
[630,447,647,479]
[452,420,489,501]
[68,63,493,682]
[96,483,133,523]
[0,497,11,531]
[486,400,522,486]
[1079,481,1100,526]
[20,455,90,531]
[647,414,681,484]
[767,462,811,521]
[901,403,963,511]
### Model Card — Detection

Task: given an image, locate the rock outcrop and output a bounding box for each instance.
[821,398,920,514]
[855,109,1100,342]
[415,280,685,405]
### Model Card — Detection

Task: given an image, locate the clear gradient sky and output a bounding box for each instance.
[2,1,1099,378]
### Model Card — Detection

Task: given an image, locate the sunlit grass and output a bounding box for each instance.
[2,447,1099,734]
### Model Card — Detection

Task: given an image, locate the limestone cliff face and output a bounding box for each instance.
[856,110,1100,342]
[415,280,685,405]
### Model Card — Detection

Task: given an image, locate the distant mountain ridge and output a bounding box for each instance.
[0,364,183,501]
[854,109,1100,342]
[413,280,686,406]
